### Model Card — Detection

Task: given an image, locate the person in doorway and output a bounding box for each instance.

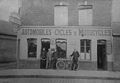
[46,48,52,69]
[40,48,47,69]
[70,49,80,71]
[51,49,58,69]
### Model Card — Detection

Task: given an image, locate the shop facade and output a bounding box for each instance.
[18,26,112,70]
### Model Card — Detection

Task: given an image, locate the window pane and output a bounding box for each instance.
[81,40,85,46]
[81,47,85,52]
[86,47,90,53]
[86,40,90,46]
[27,38,37,58]
[86,53,90,60]
[80,53,85,60]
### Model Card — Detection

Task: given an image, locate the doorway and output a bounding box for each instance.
[40,38,50,69]
[97,40,107,70]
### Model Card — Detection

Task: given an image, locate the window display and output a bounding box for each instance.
[27,38,37,58]
[56,39,67,58]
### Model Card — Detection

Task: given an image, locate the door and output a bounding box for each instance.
[40,38,50,69]
[97,40,107,70]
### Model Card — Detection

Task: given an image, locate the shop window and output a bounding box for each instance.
[54,4,68,26]
[80,39,91,60]
[56,39,67,58]
[27,38,37,58]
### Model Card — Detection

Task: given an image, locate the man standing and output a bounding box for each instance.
[51,49,58,69]
[70,49,80,70]
[46,48,52,69]
[40,48,47,69]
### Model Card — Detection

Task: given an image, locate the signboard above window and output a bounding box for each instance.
[20,27,112,37]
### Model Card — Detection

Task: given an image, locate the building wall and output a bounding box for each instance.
[18,26,112,70]
[0,37,16,62]
[18,0,115,70]
[112,0,120,34]
[112,0,120,71]
[113,37,120,71]
[20,0,111,26]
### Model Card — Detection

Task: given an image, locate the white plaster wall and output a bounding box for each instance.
[91,39,97,61]
[112,0,120,22]
[54,6,68,26]
[79,9,93,25]
[37,38,41,59]
[20,38,27,59]
[67,38,75,58]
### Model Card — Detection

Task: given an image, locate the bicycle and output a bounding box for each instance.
[56,58,79,70]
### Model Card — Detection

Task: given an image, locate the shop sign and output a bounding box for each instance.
[21,28,112,36]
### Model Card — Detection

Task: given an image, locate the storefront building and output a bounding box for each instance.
[18,0,114,70]
[18,26,112,70]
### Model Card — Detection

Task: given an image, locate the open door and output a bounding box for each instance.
[40,38,50,69]
[97,40,107,70]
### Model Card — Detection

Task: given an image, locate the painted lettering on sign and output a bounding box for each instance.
[55,29,72,36]
[79,29,111,36]
[21,28,112,36]
[22,29,51,35]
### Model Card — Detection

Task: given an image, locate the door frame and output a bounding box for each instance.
[40,38,50,69]
[97,40,107,70]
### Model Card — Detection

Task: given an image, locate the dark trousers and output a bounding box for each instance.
[40,59,46,69]
[51,59,57,69]
[71,61,78,70]
[46,60,51,69]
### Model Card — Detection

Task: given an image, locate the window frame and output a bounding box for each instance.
[80,39,91,61]
[56,38,67,58]
[27,38,37,58]
[78,5,93,26]
[54,5,68,26]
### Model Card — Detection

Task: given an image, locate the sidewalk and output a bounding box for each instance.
[0,69,120,83]
[0,62,17,70]
[0,69,120,79]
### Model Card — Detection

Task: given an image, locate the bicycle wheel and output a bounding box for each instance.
[56,60,65,70]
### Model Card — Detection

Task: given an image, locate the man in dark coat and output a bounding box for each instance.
[51,49,58,69]
[70,49,80,70]
[40,48,47,69]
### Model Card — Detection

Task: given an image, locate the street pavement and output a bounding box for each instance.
[0,69,120,78]
[0,69,119,83]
